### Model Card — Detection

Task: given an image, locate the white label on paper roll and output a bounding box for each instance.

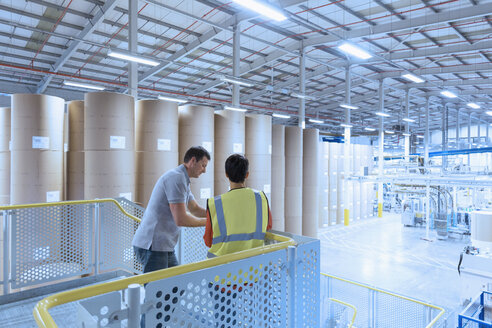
[32,136,49,149]
[46,190,60,202]
[200,188,211,199]
[64,143,68,152]
[233,143,243,153]
[119,192,132,201]
[157,138,171,151]
[263,184,271,193]
[110,136,126,149]
[202,141,212,153]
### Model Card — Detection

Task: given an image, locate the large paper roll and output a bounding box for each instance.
[179,104,214,207]
[84,92,134,151]
[68,101,84,152]
[271,125,285,231]
[67,151,84,200]
[214,110,245,195]
[302,128,319,238]
[84,92,135,201]
[11,94,64,204]
[0,107,10,205]
[284,126,302,235]
[67,101,84,200]
[135,100,178,206]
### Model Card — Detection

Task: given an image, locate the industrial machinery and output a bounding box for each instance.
[401,197,425,227]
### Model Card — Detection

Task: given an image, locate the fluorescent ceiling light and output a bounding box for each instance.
[63,80,104,90]
[158,96,187,103]
[340,123,353,128]
[337,42,372,60]
[364,127,376,132]
[272,113,290,119]
[291,92,316,101]
[224,106,247,112]
[232,0,287,22]
[486,111,492,116]
[340,103,359,110]
[309,118,324,124]
[375,112,390,117]
[440,90,457,98]
[221,76,254,87]
[402,132,411,137]
[385,130,395,134]
[108,51,159,66]
[417,135,424,139]
[402,73,424,83]
[467,102,480,109]
[402,117,415,123]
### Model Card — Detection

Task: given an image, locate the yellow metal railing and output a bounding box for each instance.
[329,298,357,328]
[34,230,294,327]
[322,273,446,328]
[0,198,141,222]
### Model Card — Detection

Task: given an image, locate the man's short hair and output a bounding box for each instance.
[184,146,211,163]
[225,154,249,183]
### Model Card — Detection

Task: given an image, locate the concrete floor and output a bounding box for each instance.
[319,212,470,326]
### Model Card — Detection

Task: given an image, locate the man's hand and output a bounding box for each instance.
[169,203,206,227]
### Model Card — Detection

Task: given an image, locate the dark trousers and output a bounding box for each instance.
[133,246,179,273]
[133,246,179,327]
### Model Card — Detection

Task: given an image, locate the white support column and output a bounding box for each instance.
[377,79,384,218]
[128,0,138,98]
[232,20,240,107]
[442,103,448,170]
[456,108,460,148]
[468,112,472,165]
[404,89,410,162]
[299,46,305,129]
[424,97,430,168]
[344,66,351,225]
[478,115,481,144]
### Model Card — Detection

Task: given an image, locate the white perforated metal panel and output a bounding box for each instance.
[180,227,207,264]
[11,204,92,288]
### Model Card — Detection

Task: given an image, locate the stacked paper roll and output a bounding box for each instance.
[178,104,214,207]
[284,126,302,235]
[214,110,245,195]
[245,114,271,199]
[84,92,135,201]
[67,100,84,200]
[318,141,329,228]
[302,128,319,238]
[0,107,10,205]
[271,125,285,231]
[328,143,339,225]
[11,94,64,204]
[136,100,178,207]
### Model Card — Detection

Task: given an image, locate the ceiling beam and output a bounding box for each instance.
[36,0,119,93]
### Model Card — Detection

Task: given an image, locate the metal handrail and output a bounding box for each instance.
[0,198,141,223]
[32,219,294,328]
[329,297,357,328]
[321,273,446,328]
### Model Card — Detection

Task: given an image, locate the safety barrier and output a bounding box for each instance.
[458,291,492,328]
[321,273,446,328]
[0,198,143,295]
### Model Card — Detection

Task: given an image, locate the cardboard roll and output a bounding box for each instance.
[67,101,84,152]
[84,92,134,151]
[135,151,178,176]
[67,151,84,201]
[136,100,178,152]
[0,107,10,152]
[84,150,135,200]
[11,94,64,151]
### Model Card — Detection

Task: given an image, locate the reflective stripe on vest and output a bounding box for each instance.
[211,190,265,245]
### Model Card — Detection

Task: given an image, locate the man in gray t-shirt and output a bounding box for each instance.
[132,146,210,273]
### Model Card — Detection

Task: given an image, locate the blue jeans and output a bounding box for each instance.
[133,246,179,273]
[133,246,179,328]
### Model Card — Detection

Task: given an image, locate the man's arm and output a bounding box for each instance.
[169,203,206,227]
[187,199,207,218]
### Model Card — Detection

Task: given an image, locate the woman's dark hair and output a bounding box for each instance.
[183,146,211,163]
[225,154,249,183]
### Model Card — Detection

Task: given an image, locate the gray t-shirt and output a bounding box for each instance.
[132,164,195,251]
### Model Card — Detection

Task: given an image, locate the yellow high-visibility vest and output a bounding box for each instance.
[207,187,269,258]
